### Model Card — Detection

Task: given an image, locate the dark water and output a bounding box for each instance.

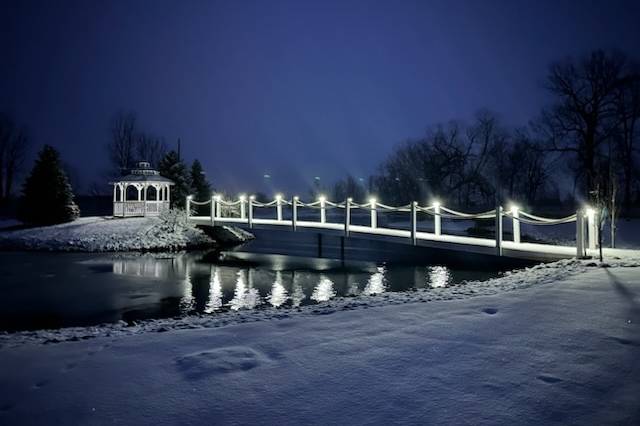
[0,250,499,332]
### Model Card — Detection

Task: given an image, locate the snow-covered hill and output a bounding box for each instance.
[0,216,214,252]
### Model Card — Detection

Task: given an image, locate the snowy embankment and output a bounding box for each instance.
[0,216,252,252]
[1,259,639,424]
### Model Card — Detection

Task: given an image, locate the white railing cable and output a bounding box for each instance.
[505,211,576,225]
[518,211,577,224]
[439,206,496,220]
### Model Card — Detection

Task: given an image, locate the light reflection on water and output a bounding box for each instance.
[107,252,493,313]
[0,251,500,332]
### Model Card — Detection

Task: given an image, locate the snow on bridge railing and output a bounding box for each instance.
[186,194,598,258]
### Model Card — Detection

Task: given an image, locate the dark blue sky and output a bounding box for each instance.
[3,0,640,195]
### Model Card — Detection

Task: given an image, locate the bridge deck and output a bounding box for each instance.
[190,216,590,262]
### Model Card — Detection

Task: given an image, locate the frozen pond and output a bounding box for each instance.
[0,250,499,332]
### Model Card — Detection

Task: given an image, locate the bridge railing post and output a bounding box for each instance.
[370,198,377,228]
[239,195,246,219]
[214,195,221,219]
[276,194,283,221]
[210,195,215,226]
[292,196,298,231]
[319,196,326,224]
[511,205,520,243]
[248,196,254,228]
[587,208,598,251]
[186,195,192,217]
[576,208,585,258]
[495,205,503,256]
[411,201,417,245]
[344,198,351,237]
[433,202,441,236]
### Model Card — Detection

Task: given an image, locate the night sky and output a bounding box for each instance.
[3,0,640,195]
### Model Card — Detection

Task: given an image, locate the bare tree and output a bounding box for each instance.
[332,175,366,203]
[4,127,28,200]
[135,133,168,167]
[613,67,640,214]
[107,111,137,176]
[540,50,629,199]
[0,114,29,203]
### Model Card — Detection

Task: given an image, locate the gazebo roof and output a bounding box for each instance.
[110,162,174,185]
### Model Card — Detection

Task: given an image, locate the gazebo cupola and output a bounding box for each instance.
[111,162,174,217]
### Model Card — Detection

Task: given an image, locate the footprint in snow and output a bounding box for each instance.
[175,346,267,379]
[537,375,563,384]
[482,308,498,315]
[32,380,49,389]
[62,362,78,372]
[610,336,638,346]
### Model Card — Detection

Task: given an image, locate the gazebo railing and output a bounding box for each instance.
[113,200,170,217]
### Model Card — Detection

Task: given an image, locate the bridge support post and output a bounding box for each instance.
[340,236,345,261]
[495,205,503,256]
[587,208,598,251]
[186,195,192,217]
[248,196,254,228]
[511,206,520,243]
[411,201,417,245]
[320,196,326,224]
[370,198,377,228]
[214,196,221,220]
[240,196,246,219]
[210,196,215,226]
[344,198,351,237]
[292,196,298,231]
[276,195,283,221]
[434,203,441,236]
[576,209,586,258]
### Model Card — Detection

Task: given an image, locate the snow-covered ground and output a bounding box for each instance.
[0,216,219,252]
[0,257,639,424]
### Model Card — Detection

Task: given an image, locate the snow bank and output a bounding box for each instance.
[0,264,639,425]
[0,216,215,252]
[3,253,638,347]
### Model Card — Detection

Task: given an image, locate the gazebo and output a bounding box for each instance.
[111,162,174,217]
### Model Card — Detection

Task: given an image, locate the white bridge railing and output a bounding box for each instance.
[187,194,598,259]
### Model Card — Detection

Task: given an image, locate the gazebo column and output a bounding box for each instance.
[143,183,148,216]
[122,184,128,217]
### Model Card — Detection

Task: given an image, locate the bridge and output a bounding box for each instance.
[187,194,600,262]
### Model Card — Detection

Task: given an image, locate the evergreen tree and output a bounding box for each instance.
[19,145,80,225]
[190,159,211,202]
[158,150,191,207]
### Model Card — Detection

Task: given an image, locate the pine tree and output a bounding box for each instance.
[158,150,191,208]
[190,159,211,202]
[19,145,80,225]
